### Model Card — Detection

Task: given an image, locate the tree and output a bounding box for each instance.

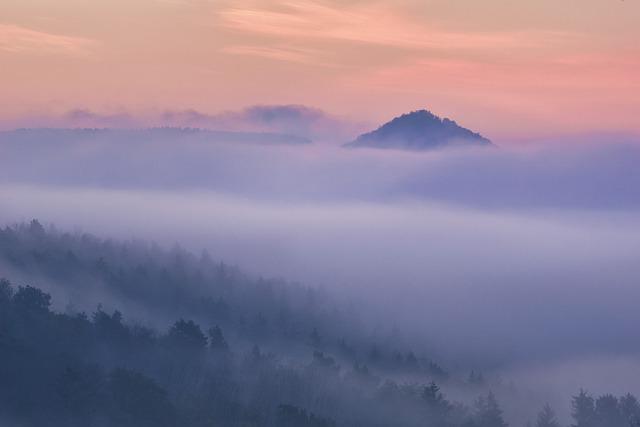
[13,285,51,313]
[310,327,322,348]
[207,325,229,351]
[595,394,624,427]
[277,404,336,427]
[0,278,14,305]
[93,308,129,345]
[56,364,106,424]
[535,404,560,427]
[422,382,452,426]
[0,279,13,326]
[468,370,485,386]
[620,393,640,426]
[166,319,207,350]
[474,392,508,427]
[422,382,447,408]
[367,344,381,364]
[250,344,263,361]
[278,404,310,427]
[405,351,418,368]
[28,219,45,238]
[312,351,337,370]
[107,368,176,427]
[572,389,596,427]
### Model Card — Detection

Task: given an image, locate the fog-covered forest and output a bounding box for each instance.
[1,220,639,427]
[3,0,640,424]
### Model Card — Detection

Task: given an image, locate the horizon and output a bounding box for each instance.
[3,105,640,147]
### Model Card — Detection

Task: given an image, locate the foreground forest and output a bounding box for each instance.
[1,220,639,427]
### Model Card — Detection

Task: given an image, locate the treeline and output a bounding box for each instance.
[2,280,639,427]
[0,278,332,426]
[0,220,446,380]
[567,391,640,427]
[1,278,507,427]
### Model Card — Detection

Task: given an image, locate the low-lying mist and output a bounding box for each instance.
[1,129,639,423]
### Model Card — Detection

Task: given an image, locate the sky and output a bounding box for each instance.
[2,0,639,141]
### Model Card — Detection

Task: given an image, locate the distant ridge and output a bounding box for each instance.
[345,110,491,150]
[0,127,311,146]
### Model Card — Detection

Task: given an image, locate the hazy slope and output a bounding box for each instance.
[345,110,491,150]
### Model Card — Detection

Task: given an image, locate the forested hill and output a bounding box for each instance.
[345,110,491,151]
[0,220,444,372]
[1,221,639,427]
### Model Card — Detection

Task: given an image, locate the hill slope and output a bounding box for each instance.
[345,110,491,150]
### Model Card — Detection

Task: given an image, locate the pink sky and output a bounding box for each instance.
[1,0,639,140]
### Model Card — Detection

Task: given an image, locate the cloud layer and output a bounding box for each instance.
[0,105,364,143]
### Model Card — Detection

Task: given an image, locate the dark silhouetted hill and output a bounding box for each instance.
[345,110,491,150]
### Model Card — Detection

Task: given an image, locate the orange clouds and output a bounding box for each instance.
[218,0,575,56]
[0,24,95,56]
[221,44,326,66]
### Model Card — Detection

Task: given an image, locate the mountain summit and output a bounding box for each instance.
[345,110,491,150]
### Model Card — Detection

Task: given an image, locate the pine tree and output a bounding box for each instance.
[422,382,451,426]
[536,404,560,427]
[475,392,508,427]
[571,389,596,427]
[208,325,229,351]
[620,393,640,426]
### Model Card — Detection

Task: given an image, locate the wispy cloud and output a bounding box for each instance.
[218,0,576,52]
[0,24,95,56]
[221,44,324,66]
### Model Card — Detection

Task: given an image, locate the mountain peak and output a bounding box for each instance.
[345,109,491,150]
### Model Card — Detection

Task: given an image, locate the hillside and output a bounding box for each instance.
[346,110,491,150]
